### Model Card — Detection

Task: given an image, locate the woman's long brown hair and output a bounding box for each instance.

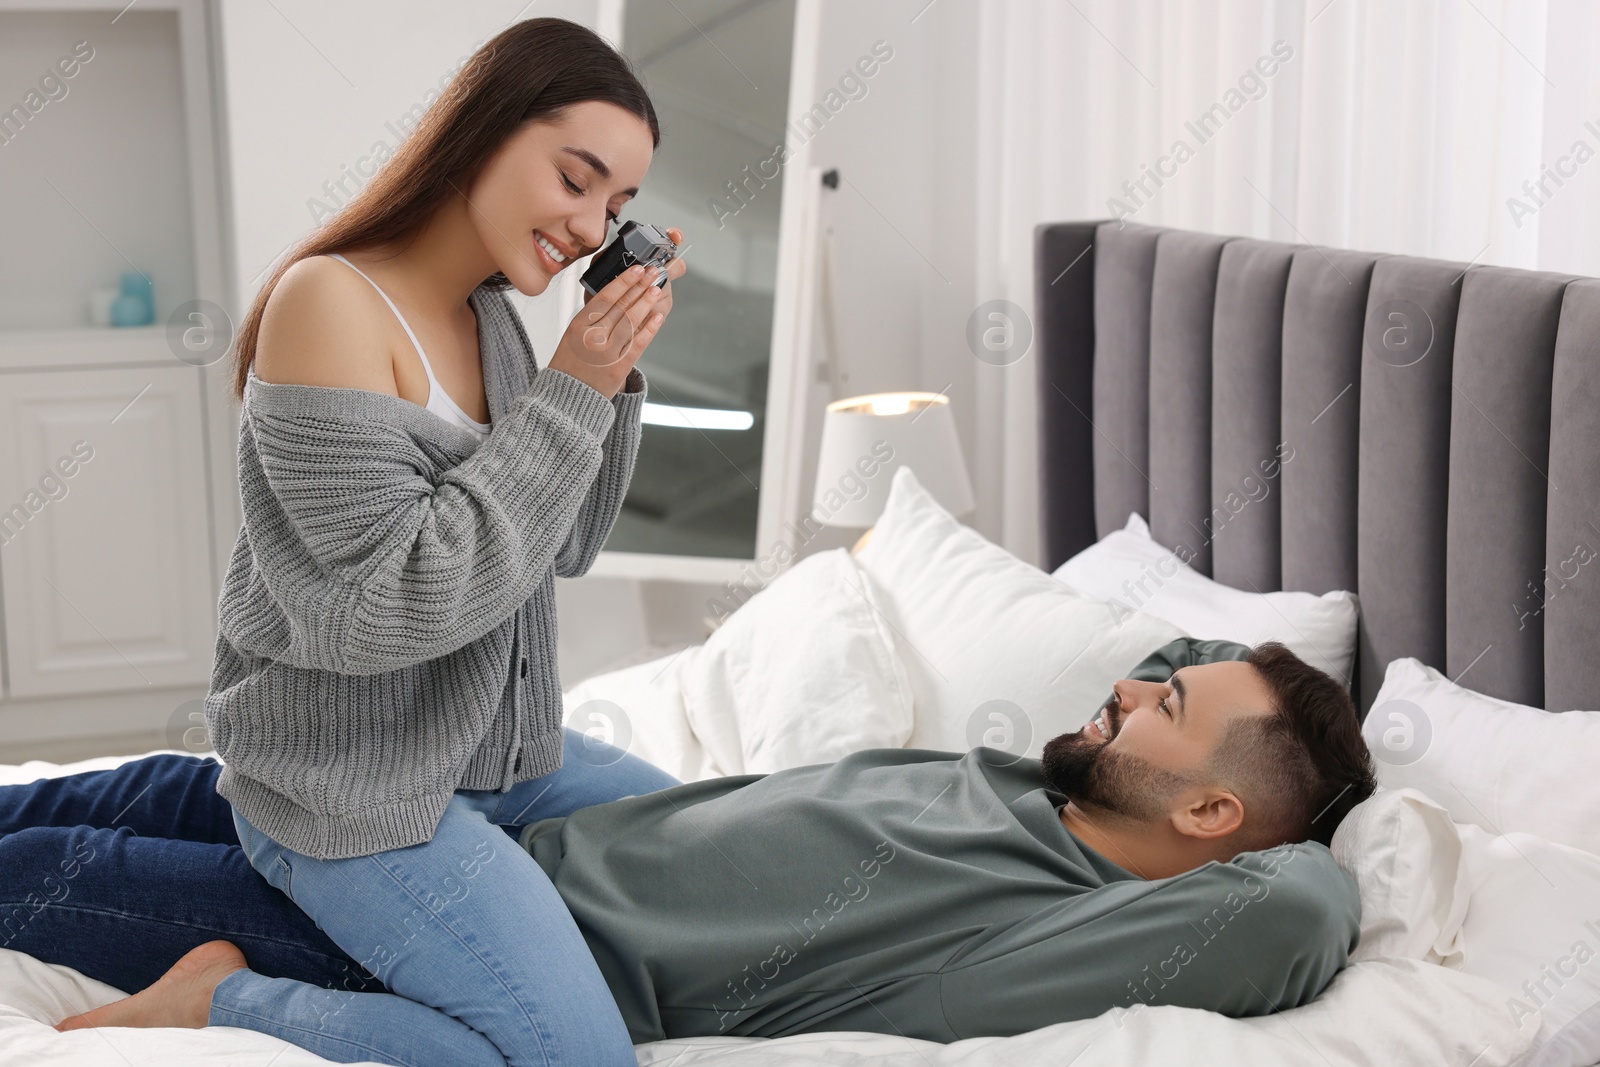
[228,17,660,402]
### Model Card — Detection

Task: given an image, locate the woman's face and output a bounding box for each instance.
[467,100,655,296]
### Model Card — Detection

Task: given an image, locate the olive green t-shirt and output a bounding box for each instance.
[519,637,1360,1044]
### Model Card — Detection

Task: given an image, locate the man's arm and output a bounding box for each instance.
[936,841,1360,1039]
[1125,635,1253,682]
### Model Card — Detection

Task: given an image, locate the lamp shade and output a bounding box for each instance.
[812,391,975,527]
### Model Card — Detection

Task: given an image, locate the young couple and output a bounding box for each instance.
[0,17,1376,1067]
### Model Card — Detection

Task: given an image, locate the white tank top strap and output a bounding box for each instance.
[325,253,492,437]
[326,253,436,381]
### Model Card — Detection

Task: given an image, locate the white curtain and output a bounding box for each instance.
[971,0,1600,567]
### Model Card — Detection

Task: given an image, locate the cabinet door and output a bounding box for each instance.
[0,367,216,697]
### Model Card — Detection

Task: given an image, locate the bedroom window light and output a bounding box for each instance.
[640,402,755,432]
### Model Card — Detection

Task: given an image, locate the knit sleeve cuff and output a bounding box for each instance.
[528,367,619,441]
[612,366,647,425]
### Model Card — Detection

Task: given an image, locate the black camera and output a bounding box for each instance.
[579,221,676,297]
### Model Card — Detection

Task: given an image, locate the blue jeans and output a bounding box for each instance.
[0,730,680,1066]
[0,756,386,998]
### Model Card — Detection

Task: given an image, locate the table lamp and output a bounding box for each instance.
[812,391,976,528]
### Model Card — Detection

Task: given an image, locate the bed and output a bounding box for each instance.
[3,220,1598,1065]
[1033,220,1600,714]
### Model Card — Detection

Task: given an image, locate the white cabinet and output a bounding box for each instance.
[0,364,217,698]
[0,0,234,760]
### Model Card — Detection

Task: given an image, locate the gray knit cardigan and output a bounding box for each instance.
[205,285,645,860]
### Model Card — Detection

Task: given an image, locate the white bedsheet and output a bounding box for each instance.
[0,938,1537,1067]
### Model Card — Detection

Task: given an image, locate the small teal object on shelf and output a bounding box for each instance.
[111,271,154,327]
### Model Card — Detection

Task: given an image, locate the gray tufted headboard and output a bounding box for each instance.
[1033,220,1600,716]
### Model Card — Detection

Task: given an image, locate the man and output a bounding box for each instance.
[1,637,1375,1045]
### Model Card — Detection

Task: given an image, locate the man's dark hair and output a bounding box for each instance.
[1206,642,1378,850]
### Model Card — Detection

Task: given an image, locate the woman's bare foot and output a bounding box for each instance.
[54,940,248,1032]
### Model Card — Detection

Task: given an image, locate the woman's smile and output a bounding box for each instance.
[533,229,576,272]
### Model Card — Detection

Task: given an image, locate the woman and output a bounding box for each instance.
[52,17,687,1067]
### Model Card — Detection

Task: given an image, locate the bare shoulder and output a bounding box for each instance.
[254,255,398,393]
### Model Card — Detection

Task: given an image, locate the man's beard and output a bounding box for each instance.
[1040,694,1193,822]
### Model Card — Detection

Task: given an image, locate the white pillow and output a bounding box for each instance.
[1334,786,1600,1067]
[563,649,723,783]
[1330,786,1468,967]
[1456,821,1600,1067]
[854,467,1183,758]
[680,547,914,775]
[1365,657,1600,857]
[1051,512,1359,684]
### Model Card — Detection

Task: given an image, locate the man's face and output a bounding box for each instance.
[1040,661,1274,822]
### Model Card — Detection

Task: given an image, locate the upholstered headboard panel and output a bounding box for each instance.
[1035,220,1600,715]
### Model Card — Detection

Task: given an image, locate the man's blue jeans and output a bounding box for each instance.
[0,730,681,1067]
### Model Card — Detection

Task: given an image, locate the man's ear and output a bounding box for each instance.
[1170,789,1245,841]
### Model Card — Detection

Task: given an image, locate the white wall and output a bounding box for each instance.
[780,0,993,559]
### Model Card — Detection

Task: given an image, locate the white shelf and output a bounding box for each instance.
[0,325,175,371]
[587,550,759,583]
[0,4,199,333]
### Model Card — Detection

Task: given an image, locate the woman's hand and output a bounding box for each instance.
[547,227,687,399]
